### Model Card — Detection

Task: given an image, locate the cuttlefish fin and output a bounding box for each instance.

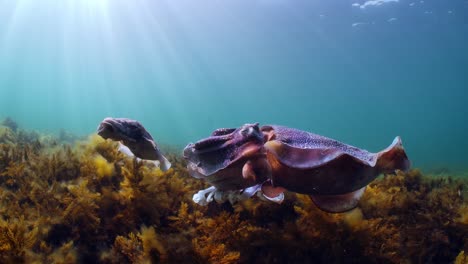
[309,186,366,213]
[376,136,410,173]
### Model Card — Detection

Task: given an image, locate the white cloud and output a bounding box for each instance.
[352,3,360,7]
[409,2,415,6]
[358,0,399,9]
[387,17,397,22]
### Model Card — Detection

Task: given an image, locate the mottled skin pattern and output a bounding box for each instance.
[184,123,410,212]
[262,125,410,195]
[97,117,171,171]
[183,123,270,191]
[262,125,375,166]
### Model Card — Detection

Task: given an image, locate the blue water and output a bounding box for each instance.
[0,0,467,171]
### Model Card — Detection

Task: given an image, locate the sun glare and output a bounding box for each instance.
[74,0,110,12]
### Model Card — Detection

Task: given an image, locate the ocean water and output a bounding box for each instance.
[0,0,467,172]
[1,2,468,263]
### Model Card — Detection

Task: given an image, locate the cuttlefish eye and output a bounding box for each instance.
[240,127,254,136]
[105,124,115,132]
[240,123,261,138]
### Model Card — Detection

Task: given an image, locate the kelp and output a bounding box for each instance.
[0,118,467,263]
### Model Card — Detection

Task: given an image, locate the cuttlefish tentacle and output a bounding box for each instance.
[192,186,217,206]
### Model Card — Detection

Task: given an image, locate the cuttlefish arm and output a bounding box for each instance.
[192,184,266,206]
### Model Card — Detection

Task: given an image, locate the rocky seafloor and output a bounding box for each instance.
[0,118,467,264]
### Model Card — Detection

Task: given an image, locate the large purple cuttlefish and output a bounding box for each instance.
[183,123,410,213]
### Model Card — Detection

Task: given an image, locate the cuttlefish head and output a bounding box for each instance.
[97,117,147,142]
[183,123,266,178]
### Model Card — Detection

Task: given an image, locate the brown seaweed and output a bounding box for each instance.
[0,120,466,263]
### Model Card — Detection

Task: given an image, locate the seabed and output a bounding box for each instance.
[0,118,467,264]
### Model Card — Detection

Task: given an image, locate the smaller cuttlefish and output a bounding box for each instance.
[97,117,171,171]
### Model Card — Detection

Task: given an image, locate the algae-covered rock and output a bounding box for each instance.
[1,117,18,132]
[0,125,17,145]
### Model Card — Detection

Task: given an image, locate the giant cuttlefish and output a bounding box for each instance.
[97,117,171,172]
[183,123,410,213]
